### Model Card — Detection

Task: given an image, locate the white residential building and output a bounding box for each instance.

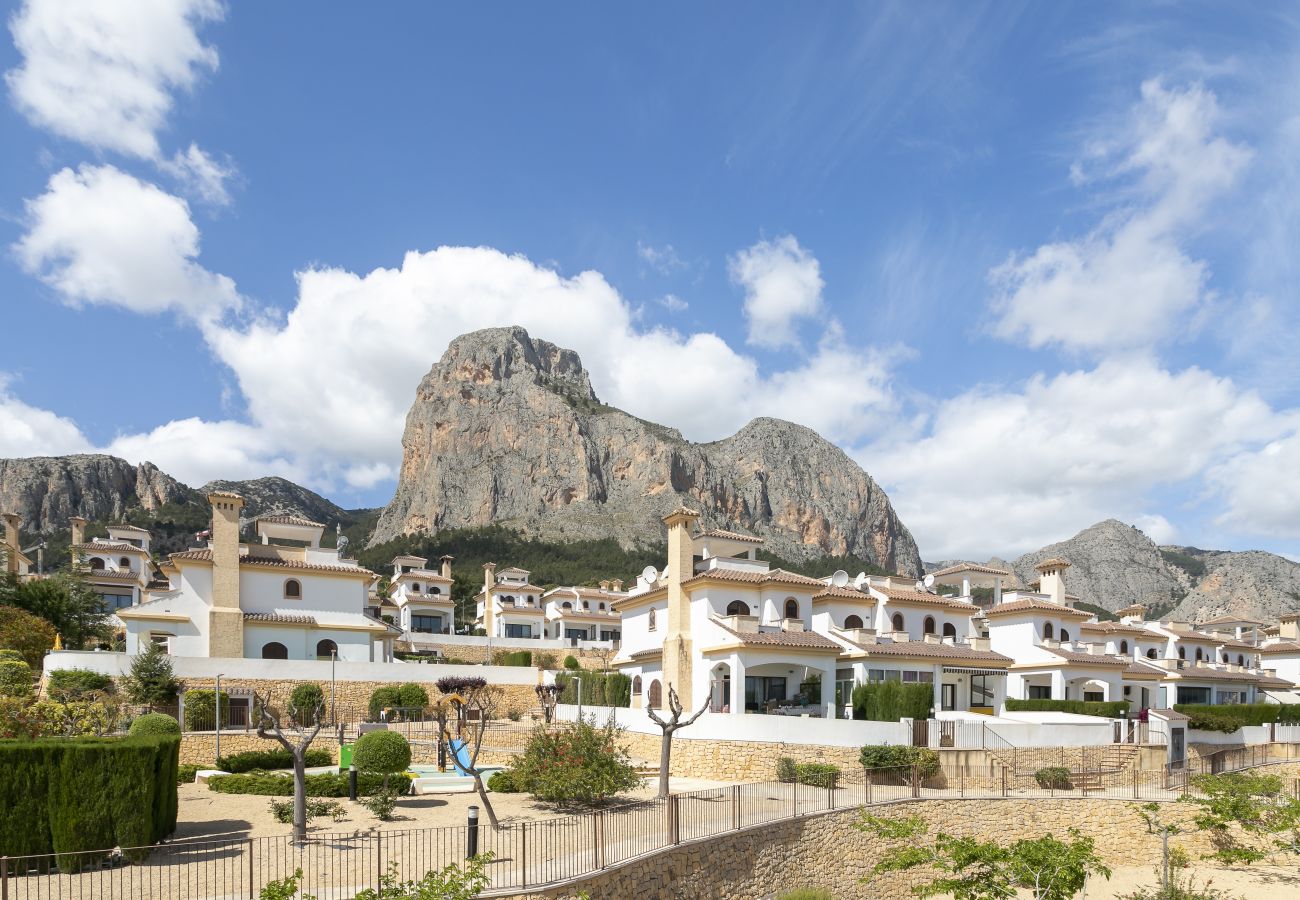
[388,554,456,636]
[68,518,157,611]
[476,564,545,638]
[542,581,624,642]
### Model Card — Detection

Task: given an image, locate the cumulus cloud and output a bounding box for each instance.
[6,0,224,159]
[730,235,824,348]
[104,417,304,487]
[159,142,236,206]
[1207,421,1300,541]
[865,359,1278,560]
[0,376,92,458]
[990,80,1250,354]
[13,164,241,321]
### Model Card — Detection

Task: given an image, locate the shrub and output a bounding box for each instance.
[268,797,346,824]
[0,606,57,668]
[1182,711,1243,733]
[0,648,24,661]
[129,713,181,737]
[288,683,325,717]
[487,770,520,792]
[183,689,230,730]
[353,731,412,790]
[795,763,840,789]
[397,682,430,710]
[534,651,557,670]
[1174,703,1300,727]
[216,748,332,773]
[859,745,940,779]
[368,685,402,720]
[207,771,411,797]
[1004,699,1129,718]
[850,681,932,721]
[776,756,798,783]
[120,641,179,705]
[435,675,487,695]
[563,655,580,670]
[0,658,34,697]
[177,763,204,784]
[555,671,632,708]
[1034,766,1073,790]
[360,789,398,821]
[505,716,641,805]
[47,668,116,700]
[493,650,533,667]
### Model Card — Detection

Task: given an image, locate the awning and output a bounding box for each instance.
[942,666,1007,677]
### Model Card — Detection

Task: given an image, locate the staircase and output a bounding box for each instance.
[981,725,1141,778]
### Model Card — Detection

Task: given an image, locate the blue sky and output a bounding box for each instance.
[3,1,1300,562]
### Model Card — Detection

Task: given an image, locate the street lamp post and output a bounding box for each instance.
[214,672,224,763]
[330,650,337,724]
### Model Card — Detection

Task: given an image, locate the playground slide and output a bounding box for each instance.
[447,738,474,776]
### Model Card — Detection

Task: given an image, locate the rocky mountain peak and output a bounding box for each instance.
[374,326,923,574]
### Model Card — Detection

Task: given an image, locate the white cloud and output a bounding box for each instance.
[159,142,235,206]
[658,294,688,313]
[1207,421,1300,541]
[729,235,824,348]
[6,0,224,159]
[13,164,241,321]
[0,375,92,458]
[990,80,1250,354]
[104,417,303,488]
[865,358,1278,560]
[637,241,686,275]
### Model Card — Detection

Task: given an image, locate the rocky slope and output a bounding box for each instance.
[0,455,193,531]
[942,519,1300,624]
[201,477,352,526]
[372,326,923,575]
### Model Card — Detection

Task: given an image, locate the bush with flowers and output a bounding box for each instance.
[502,715,641,806]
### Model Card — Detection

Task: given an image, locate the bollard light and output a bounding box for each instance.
[348,765,358,802]
[466,805,480,859]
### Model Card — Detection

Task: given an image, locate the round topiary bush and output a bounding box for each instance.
[367,686,402,720]
[0,649,25,662]
[128,713,182,737]
[0,659,34,698]
[397,682,429,710]
[352,730,412,790]
[563,655,580,670]
[288,683,325,717]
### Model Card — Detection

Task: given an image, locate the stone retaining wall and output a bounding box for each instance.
[396,643,612,671]
[505,798,1221,900]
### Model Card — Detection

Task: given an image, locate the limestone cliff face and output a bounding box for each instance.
[372,326,923,575]
[0,454,193,532]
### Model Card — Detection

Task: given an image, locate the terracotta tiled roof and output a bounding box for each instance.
[1199,615,1268,627]
[873,585,980,612]
[256,514,326,528]
[207,490,244,500]
[84,570,141,583]
[629,647,663,660]
[711,621,842,652]
[1164,627,1223,644]
[1173,665,1283,684]
[169,548,376,577]
[1216,638,1260,651]
[1034,557,1071,570]
[929,562,1012,578]
[683,567,826,588]
[813,584,875,601]
[1046,647,1130,667]
[1122,661,1167,680]
[244,612,317,625]
[1259,642,1300,655]
[1080,621,1152,637]
[840,638,1012,665]
[696,528,763,543]
[75,541,149,555]
[107,523,151,534]
[984,598,1093,620]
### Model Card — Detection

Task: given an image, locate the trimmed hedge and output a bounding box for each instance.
[129,713,182,737]
[793,762,839,789]
[206,771,412,797]
[0,733,179,863]
[859,745,940,779]
[216,748,332,773]
[46,669,115,700]
[494,650,533,667]
[1035,766,1073,790]
[555,671,632,708]
[1174,703,1300,728]
[1004,699,1129,718]
[850,681,931,721]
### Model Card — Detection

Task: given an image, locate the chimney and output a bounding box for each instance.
[1280,616,1300,641]
[1035,558,1070,606]
[2,513,19,575]
[440,554,454,580]
[206,492,245,657]
[69,516,86,547]
[662,506,700,709]
[483,563,497,636]
[599,579,611,592]
[611,578,623,593]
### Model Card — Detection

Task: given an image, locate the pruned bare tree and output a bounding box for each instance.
[535,683,560,724]
[646,685,706,797]
[438,676,505,828]
[254,688,326,842]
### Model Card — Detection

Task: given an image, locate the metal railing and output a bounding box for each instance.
[6,763,1297,899]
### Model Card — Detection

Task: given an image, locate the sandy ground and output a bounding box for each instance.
[175,776,730,840]
[1080,864,1300,899]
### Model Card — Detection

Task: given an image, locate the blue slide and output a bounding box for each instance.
[448,738,474,776]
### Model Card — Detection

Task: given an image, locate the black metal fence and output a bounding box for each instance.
[3,764,1297,899]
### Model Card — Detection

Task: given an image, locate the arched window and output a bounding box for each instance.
[119,557,131,568]
[1043,622,1054,640]
[784,598,799,620]
[844,614,864,629]
[1147,648,1158,659]
[90,557,105,571]
[632,675,642,695]
[891,612,904,632]
[1195,648,1203,662]
[1222,653,1229,663]
[942,622,957,639]
[261,642,288,659]
[726,600,749,616]
[1120,640,1129,654]
[647,680,662,709]
[316,639,337,659]
[923,616,936,635]
[284,579,301,600]
[1178,646,1185,660]
[1237,654,1244,666]
[598,602,605,610]
[649,608,657,631]
[1060,629,1070,643]
[410,583,421,593]
[430,586,441,595]
[562,601,572,609]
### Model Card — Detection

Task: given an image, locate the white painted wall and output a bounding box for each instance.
[554,704,909,747]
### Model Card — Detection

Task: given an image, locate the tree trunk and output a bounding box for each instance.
[292,750,307,843]
[473,774,500,828]
[658,726,674,797]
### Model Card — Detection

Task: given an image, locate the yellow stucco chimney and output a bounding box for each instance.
[1035,557,1070,607]
[207,491,245,657]
[482,562,497,636]
[69,516,86,548]
[661,506,700,709]
[2,513,19,575]
[440,554,454,580]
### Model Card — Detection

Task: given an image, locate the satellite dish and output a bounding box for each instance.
[923,574,935,589]
[831,569,849,588]
[915,580,926,591]
[854,572,868,588]
[641,565,659,584]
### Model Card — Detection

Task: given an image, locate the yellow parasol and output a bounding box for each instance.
[53,633,63,651]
